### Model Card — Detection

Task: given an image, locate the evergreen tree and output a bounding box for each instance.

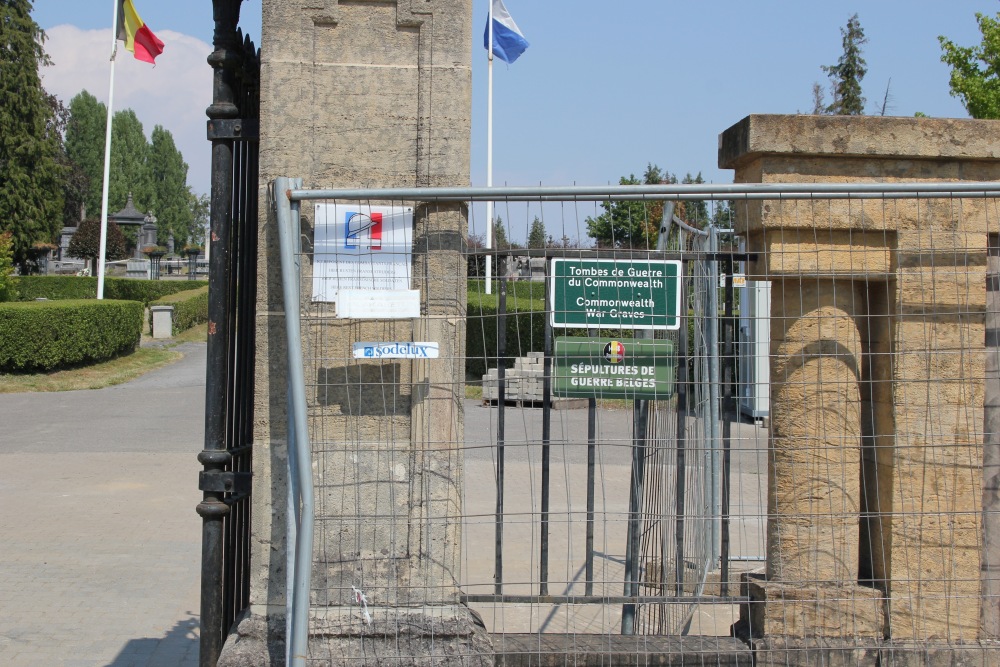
[492,215,510,250]
[0,232,16,302]
[822,14,868,115]
[0,0,66,263]
[150,126,195,245]
[940,10,1000,119]
[108,109,154,214]
[810,82,827,115]
[65,90,107,219]
[527,217,547,249]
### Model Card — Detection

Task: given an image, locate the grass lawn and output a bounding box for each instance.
[0,322,207,394]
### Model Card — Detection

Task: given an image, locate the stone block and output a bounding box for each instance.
[896,266,986,312]
[753,229,893,278]
[150,305,173,339]
[719,115,1000,171]
[219,607,494,667]
[744,580,886,639]
[748,638,1000,667]
[495,634,752,666]
[767,281,864,584]
[878,642,1000,666]
[888,489,982,641]
[750,637,880,667]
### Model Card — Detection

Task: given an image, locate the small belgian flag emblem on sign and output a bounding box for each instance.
[603,340,625,364]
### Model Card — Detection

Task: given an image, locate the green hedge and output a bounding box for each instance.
[17,276,208,305]
[0,299,143,372]
[466,280,547,379]
[106,278,208,305]
[16,276,95,300]
[149,286,209,334]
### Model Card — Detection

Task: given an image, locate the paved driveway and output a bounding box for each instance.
[0,343,206,667]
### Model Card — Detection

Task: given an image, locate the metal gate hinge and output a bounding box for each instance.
[199,470,253,494]
[207,118,260,141]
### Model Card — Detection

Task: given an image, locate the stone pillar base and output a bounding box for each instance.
[734,578,886,639]
[218,606,493,666]
[750,638,1000,667]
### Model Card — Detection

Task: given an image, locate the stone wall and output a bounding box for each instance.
[720,114,996,647]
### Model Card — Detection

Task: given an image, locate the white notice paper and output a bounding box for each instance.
[312,203,414,303]
[337,289,420,319]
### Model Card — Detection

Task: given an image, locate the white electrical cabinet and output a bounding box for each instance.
[739,281,771,421]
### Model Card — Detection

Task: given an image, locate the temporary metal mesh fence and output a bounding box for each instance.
[273,180,1000,664]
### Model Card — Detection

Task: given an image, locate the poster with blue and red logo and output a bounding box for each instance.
[312,203,414,304]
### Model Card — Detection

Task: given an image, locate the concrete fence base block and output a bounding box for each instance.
[739,580,886,639]
[751,638,1000,667]
[219,608,494,666]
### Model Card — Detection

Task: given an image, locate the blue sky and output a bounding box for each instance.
[30,1,997,208]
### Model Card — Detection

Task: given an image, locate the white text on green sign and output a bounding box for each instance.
[553,337,675,400]
[550,259,681,330]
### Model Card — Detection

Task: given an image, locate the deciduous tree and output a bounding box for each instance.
[108,109,154,215]
[586,164,674,249]
[68,218,129,275]
[940,11,1000,119]
[150,126,195,245]
[188,191,210,246]
[65,90,107,219]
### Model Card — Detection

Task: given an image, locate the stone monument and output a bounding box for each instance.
[720,114,999,664]
[218,1,487,664]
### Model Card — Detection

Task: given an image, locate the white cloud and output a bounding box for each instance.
[41,25,214,196]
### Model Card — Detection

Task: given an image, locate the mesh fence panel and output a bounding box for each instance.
[274,183,999,664]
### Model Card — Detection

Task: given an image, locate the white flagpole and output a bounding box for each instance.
[485,0,494,295]
[97,0,121,300]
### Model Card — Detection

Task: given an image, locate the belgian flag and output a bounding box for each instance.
[117,0,164,64]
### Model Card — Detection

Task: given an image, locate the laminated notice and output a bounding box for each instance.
[312,203,413,302]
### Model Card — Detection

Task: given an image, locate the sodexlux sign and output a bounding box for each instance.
[550,258,681,330]
[553,337,675,400]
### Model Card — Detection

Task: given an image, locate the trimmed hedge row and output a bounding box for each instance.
[466,280,547,378]
[0,299,143,372]
[149,286,209,334]
[466,307,546,379]
[17,276,208,305]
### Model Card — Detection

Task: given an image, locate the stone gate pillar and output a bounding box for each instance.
[218,1,486,664]
[720,115,997,660]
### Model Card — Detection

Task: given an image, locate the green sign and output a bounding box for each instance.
[553,337,675,400]
[550,259,682,330]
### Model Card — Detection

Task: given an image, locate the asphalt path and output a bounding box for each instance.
[0,344,766,661]
[0,343,206,454]
[0,343,207,667]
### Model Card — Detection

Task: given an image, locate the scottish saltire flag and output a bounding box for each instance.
[484,0,529,64]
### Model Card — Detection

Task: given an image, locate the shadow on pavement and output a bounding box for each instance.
[106,614,199,667]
